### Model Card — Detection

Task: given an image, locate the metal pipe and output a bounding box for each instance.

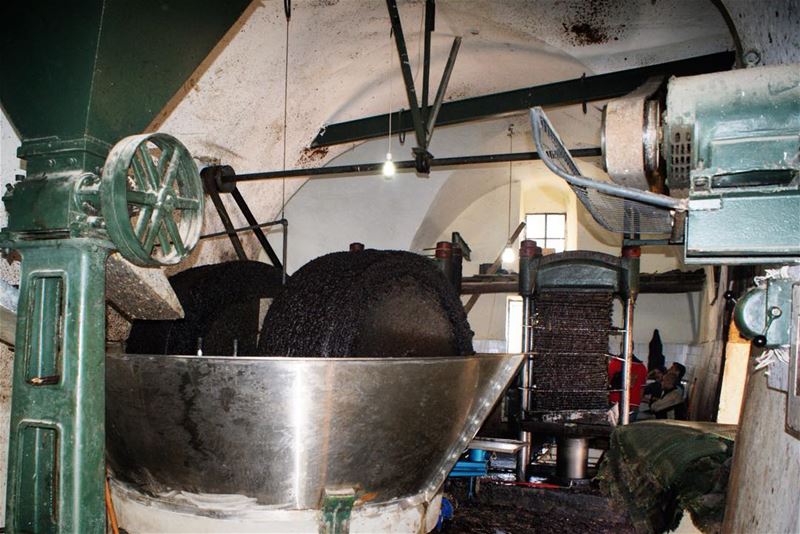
[230,188,283,269]
[434,241,453,285]
[386,0,427,147]
[451,244,463,295]
[556,437,589,480]
[421,0,435,116]
[222,148,602,183]
[530,108,685,210]
[281,219,288,285]
[199,219,287,240]
[621,295,635,425]
[426,36,461,145]
[517,295,532,481]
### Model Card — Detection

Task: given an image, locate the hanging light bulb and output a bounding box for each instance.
[502,245,516,264]
[382,152,396,178]
[501,125,517,267]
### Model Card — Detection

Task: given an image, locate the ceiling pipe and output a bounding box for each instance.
[218,147,602,183]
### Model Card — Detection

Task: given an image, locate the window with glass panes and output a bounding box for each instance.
[525,213,566,253]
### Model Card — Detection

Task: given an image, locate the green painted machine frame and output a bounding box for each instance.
[0,1,252,531]
[662,64,800,437]
[662,64,800,265]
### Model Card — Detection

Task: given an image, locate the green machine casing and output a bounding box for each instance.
[0,1,251,531]
[662,64,800,265]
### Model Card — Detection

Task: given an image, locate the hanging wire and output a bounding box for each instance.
[387,27,394,154]
[281,0,291,219]
[507,124,514,239]
[413,2,425,84]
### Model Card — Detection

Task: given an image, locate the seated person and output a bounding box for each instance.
[668,362,687,390]
[649,373,687,420]
[642,365,667,401]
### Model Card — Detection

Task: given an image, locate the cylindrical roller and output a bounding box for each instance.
[602,98,660,190]
[556,437,589,480]
[126,261,284,356]
[257,250,474,357]
[601,77,663,190]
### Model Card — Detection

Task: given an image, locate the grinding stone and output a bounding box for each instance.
[126,261,284,356]
[257,249,474,357]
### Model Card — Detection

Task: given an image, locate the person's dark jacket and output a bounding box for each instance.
[651,387,686,419]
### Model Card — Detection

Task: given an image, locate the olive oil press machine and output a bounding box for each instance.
[0,2,251,531]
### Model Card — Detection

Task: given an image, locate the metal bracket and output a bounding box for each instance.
[320,488,356,534]
[200,165,284,272]
[386,0,460,175]
[413,147,434,174]
[787,283,800,437]
[451,232,471,261]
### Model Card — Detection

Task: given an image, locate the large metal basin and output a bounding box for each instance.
[106,353,523,510]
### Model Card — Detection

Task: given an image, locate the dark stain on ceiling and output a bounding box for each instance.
[560,0,630,46]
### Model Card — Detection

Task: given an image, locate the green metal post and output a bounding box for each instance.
[6,240,110,533]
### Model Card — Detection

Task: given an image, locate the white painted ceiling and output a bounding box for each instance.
[149,0,735,267]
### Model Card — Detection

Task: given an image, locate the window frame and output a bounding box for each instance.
[525,212,566,252]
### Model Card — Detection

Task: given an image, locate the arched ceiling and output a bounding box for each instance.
[148,0,732,267]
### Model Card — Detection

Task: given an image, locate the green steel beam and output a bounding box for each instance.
[310,51,735,148]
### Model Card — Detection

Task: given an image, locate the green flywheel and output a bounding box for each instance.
[102,133,204,266]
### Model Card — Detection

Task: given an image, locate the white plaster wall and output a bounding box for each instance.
[447,182,522,341]
[150,0,729,269]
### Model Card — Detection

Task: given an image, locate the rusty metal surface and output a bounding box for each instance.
[601,77,663,190]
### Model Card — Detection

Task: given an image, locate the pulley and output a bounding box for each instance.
[102,132,204,266]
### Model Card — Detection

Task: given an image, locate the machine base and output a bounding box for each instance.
[110,480,443,534]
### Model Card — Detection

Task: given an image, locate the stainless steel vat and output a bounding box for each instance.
[106,353,523,509]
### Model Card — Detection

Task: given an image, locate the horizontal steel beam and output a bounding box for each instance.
[459,268,705,295]
[310,51,735,148]
[221,147,601,183]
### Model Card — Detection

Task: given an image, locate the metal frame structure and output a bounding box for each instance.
[384,0,461,173]
[215,148,601,183]
[310,52,735,149]
[200,165,288,284]
[515,247,640,479]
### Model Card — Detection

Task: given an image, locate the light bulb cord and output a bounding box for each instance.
[281,4,291,220]
[387,28,393,156]
[507,125,514,240]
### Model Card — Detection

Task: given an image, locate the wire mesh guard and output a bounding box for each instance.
[530,107,677,235]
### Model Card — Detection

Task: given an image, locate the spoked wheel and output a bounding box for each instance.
[102,133,204,266]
